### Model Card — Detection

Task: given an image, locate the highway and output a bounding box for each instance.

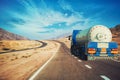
[30,41,120,80]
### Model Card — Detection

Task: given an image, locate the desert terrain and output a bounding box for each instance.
[0,40,41,52]
[0,37,120,80]
[0,26,120,80]
[0,40,60,80]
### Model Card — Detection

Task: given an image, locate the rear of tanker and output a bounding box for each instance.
[71,25,119,60]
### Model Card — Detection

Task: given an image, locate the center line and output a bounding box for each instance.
[85,64,92,69]
[78,60,82,62]
[74,57,77,59]
[100,75,110,80]
[111,58,120,62]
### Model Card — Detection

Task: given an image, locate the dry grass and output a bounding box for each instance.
[0,40,60,80]
[0,40,41,52]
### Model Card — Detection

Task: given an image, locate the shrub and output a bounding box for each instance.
[2,48,10,50]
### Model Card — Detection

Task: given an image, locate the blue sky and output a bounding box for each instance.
[0,0,120,40]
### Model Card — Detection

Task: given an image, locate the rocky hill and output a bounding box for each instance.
[110,24,120,38]
[0,28,28,40]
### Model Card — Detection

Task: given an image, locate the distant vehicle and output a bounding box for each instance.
[71,25,119,60]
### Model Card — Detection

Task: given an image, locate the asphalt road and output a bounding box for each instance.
[32,41,120,80]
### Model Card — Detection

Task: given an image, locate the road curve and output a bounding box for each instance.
[0,40,47,54]
[31,40,120,80]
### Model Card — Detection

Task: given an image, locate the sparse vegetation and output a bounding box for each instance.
[12,54,17,56]
[11,49,16,51]
[28,55,31,57]
[2,48,10,50]
[11,59,15,61]
[15,56,18,59]
[0,40,61,80]
[22,55,28,58]
[0,40,41,52]
[0,42,3,44]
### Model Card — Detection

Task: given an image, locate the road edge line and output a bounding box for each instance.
[29,44,60,80]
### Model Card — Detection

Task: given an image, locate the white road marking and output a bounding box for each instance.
[111,59,120,62]
[29,49,59,80]
[74,57,77,59]
[85,65,92,69]
[78,60,82,62]
[113,60,120,62]
[72,55,74,56]
[100,75,111,80]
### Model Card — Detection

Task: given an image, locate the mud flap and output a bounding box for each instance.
[113,54,119,60]
[87,55,95,60]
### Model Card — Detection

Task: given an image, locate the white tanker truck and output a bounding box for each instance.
[71,25,119,60]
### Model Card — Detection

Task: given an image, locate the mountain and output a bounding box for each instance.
[110,24,120,37]
[0,28,28,40]
[51,32,72,40]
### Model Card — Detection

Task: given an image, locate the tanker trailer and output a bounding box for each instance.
[71,25,119,60]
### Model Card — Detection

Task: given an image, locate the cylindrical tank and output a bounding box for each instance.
[76,25,112,44]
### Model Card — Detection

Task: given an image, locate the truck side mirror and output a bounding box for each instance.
[68,36,71,40]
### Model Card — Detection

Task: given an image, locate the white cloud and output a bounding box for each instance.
[58,0,74,11]
[8,0,94,40]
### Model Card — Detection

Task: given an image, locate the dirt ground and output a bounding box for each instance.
[0,40,60,80]
[0,40,41,52]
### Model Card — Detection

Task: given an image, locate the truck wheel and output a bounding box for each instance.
[70,45,74,54]
[78,52,87,60]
